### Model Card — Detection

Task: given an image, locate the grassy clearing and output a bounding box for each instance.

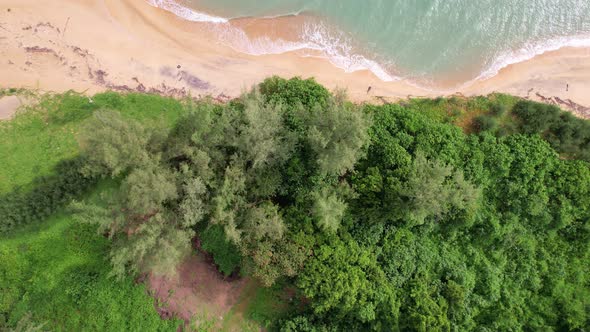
[0,91,187,193]
[1,212,182,331]
[0,91,189,330]
[403,93,521,132]
[218,280,289,332]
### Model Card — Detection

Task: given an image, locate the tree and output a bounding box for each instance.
[108,214,193,278]
[297,238,397,327]
[210,165,247,244]
[200,225,242,276]
[259,76,331,111]
[235,91,294,171]
[178,173,208,228]
[242,202,286,242]
[78,110,151,177]
[307,93,370,175]
[312,188,347,233]
[401,152,480,226]
[121,165,177,215]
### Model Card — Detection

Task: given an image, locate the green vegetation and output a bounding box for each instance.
[0,215,181,331]
[200,224,242,276]
[0,92,187,331]
[1,78,589,331]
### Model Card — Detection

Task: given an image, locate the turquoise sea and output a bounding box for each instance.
[149,0,590,88]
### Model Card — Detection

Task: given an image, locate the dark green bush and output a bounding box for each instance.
[474,115,498,132]
[0,157,98,234]
[490,102,508,116]
[259,76,330,110]
[200,225,242,276]
[512,100,560,134]
[511,100,590,161]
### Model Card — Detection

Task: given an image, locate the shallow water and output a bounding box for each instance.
[151,0,590,88]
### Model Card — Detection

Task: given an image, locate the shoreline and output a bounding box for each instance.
[1,0,589,118]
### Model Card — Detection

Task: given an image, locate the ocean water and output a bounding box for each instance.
[149,0,590,88]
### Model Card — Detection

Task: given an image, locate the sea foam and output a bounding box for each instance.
[476,34,590,81]
[146,0,590,88]
[147,0,228,23]
[145,0,398,82]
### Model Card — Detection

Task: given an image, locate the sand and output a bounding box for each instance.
[0,95,22,120]
[1,0,589,117]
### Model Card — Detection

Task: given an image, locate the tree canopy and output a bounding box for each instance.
[3,77,588,331]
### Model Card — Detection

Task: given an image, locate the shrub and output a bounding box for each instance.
[0,157,98,234]
[512,100,560,134]
[259,76,330,110]
[490,103,508,116]
[511,100,590,161]
[474,115,498,132]
[200,225,242,276]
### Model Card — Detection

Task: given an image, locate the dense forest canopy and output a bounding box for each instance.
[1,78,589,331]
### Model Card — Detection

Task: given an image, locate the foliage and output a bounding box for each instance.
[401,152,480,226]
[3,80,590,331]
[0,216,182,331]
[78,110,152,177]
[0,91,186,194]
[306,94,370,175]
[4,312,47,332]
[259,76,331,111]
[473,114,497,132]
[312,187,347,233]
[200,224,242,276]
[495,99,590,160]
[73,112,192,279]
[0,156,98,234]
[297,237,396,327]
[0,91,187,331]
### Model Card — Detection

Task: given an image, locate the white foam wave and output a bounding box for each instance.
[144,0,398,82]
[301,22,398,82]
[145,1,590,86]
[211,24,319,55]
[210,20,399,82]
[476,34,590,81]
[147,0,228,23]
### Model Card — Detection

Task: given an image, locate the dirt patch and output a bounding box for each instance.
[148,252,249,329]
[0,95,22,120]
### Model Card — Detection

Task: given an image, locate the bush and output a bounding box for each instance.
[511,100,590,161]
[490,102,508,116]
[259,76,330,110]
[200,225,242,276]
[512,100,560,134]
[0,157,98,234]
[474,115,498,132]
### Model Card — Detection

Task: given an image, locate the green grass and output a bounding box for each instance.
[0,91,187,193]
[244,281,292,329]
[1,212,182,331]
[0,91,190,330]
[401,93,521,132]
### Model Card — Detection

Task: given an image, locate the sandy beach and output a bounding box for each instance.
[1,0,589,117]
